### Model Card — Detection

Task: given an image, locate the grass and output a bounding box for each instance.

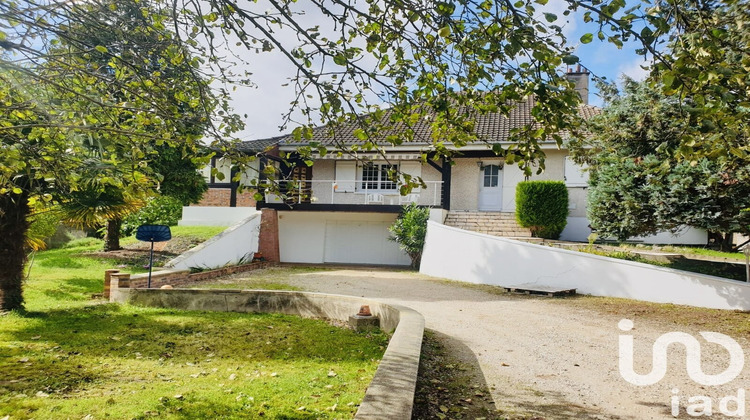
[120,225,226,247]
[591,250,748,281]
[616,243,745,261]
[185,266,332,291]
[2,242,388,419]
[554,294,750,338]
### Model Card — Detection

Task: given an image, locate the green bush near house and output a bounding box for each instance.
[121,196,183,236]
[516,181,569,239]
[389,203,430,268]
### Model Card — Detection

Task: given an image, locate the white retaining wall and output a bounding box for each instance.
[420,221,750,311]
[167,212,261,270]
[179,206,257,226]
[560,217,707,244]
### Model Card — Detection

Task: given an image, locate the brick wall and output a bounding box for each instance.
[236,191,257,207]
[195,188,231,207]
[193,188,257,207]
[257,208,280,262]
[109,261,278,295]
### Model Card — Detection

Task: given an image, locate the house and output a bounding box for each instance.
[195,68,707,264]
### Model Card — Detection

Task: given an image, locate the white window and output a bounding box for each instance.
[483,165,500,187]
[564,156,589,187]
[360,163,398,191]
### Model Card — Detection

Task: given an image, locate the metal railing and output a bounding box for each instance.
[265,179,444,207]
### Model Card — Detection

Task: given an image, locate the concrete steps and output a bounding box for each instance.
[444,211,533,238]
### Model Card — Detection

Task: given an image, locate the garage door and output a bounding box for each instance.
[324,220,410,265]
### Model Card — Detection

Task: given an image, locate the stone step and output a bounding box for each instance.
[444,210,533,239]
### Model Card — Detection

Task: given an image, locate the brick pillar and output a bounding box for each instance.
[104,269,120,298]
[258,208,280,262]
[110,273,131,289]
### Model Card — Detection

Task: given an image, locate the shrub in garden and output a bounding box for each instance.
[515,181,568,239]
[389,202,430,268]
[121,196,183,236]
[26,206,62,250]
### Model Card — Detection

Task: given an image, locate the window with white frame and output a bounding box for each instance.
[360,163,398,191]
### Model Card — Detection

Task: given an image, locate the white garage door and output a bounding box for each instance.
[324,220,410,265]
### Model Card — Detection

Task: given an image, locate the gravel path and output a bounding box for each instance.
[275,268,749,420]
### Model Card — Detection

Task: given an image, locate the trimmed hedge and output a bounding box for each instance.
[515,181,569,239]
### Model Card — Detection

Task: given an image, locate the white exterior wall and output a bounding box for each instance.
[449,159,481,211]
[168,213,261,270]
[420,222,750,310]
[278,211,410,265]
[628,227,708,245]
[179,206,258,226]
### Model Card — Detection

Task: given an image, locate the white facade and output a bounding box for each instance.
[179,206,258,226]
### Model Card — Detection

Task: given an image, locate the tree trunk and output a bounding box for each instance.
[719,232,734,252]
[104,219,122,251]
[0,192,30,311]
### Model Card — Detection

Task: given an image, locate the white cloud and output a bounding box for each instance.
[617,58,651,82]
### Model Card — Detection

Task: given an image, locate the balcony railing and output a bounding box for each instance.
[265,179,444,207]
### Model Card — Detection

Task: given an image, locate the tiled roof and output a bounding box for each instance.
[246,97,600,150]
[235,135,284,153]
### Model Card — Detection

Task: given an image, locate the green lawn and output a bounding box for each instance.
[1,240,387,419]
[120,225,227,247]
[616,243,745,261]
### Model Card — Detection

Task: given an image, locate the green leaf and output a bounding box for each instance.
[333,54,347,66]
[437,26,451,38]
[94,45,108,53]
[543,13,557,23]
[580,33,593,44]
[562,54,579,65]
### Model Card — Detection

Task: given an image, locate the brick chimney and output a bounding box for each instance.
[566,64,590,105]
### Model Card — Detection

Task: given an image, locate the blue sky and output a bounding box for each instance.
[230,5,651,141]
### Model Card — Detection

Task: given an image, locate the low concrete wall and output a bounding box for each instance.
[179,206,258,226]
[420,221,750,311]
[167,212,261,270]
[111,288,424,419]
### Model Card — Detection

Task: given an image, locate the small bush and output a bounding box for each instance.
[121,196,183,236]
[27,207,62,250]
[515,181,569,239]
[389,203,430,268]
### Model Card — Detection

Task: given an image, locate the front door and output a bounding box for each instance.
[478,164,502,211]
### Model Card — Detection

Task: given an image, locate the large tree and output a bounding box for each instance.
[575,80,750,249]
[53,0,212,251]
[2,0,749,310]
[0,0,229,309]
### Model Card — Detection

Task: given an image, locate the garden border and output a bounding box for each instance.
[110,287,424,419]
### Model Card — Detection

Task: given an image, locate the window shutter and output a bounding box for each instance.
[564,156,588,187]
[400,161,422,191]
[335,161,356,192]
